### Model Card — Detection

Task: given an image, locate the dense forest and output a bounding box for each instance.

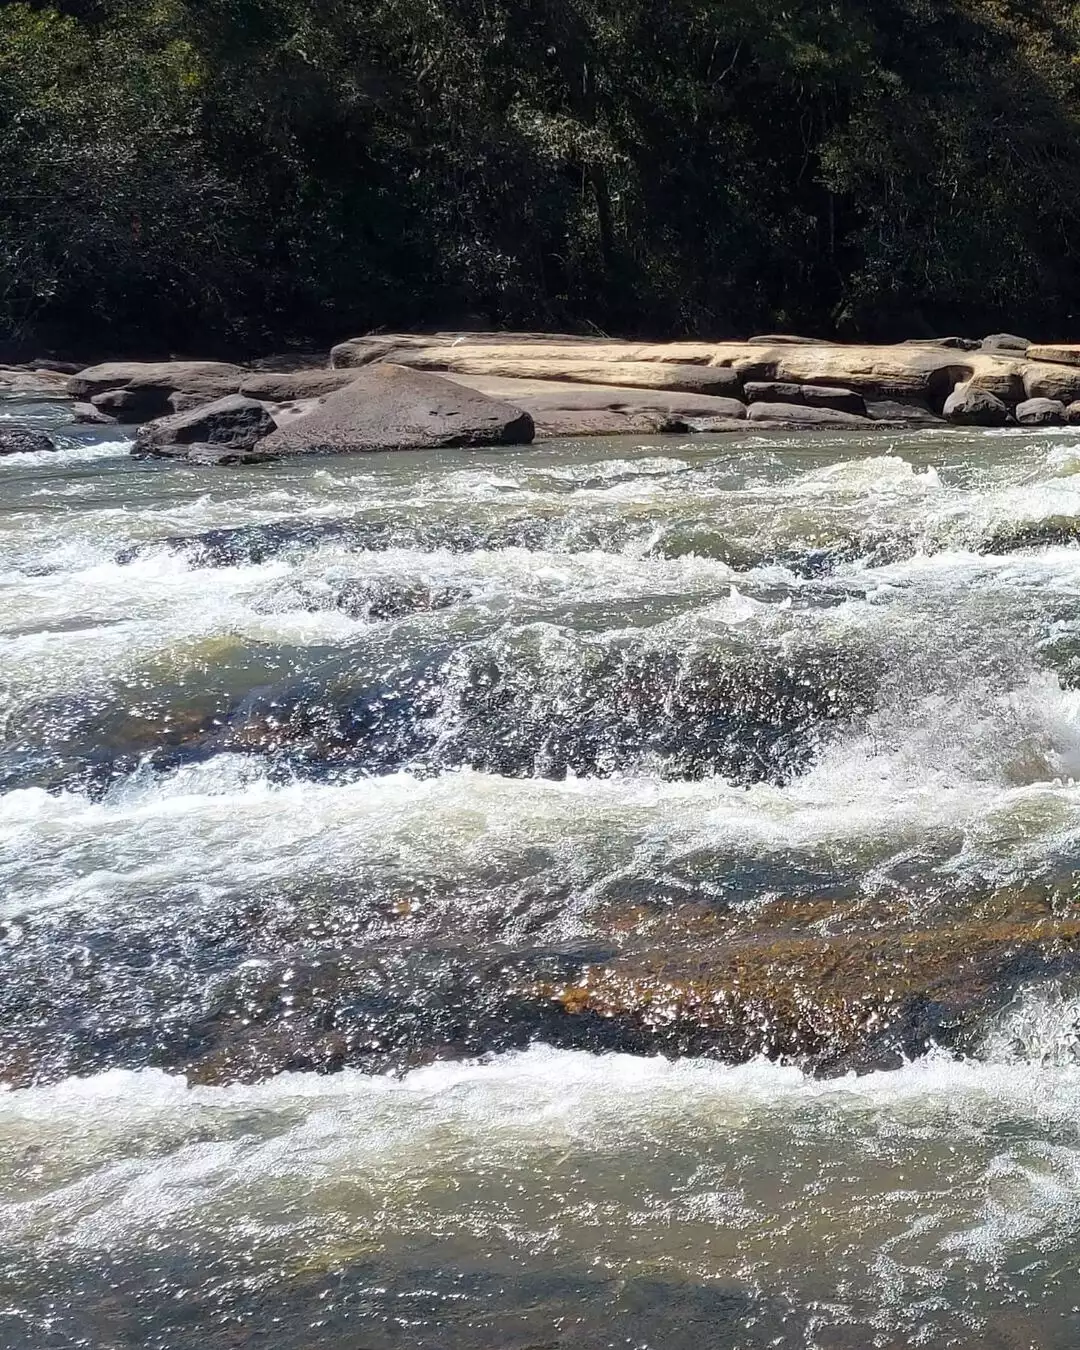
[2,0,1080,356]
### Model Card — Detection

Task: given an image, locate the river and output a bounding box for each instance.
[2,399,1080,1347]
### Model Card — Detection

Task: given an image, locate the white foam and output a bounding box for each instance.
[0,438,132,469]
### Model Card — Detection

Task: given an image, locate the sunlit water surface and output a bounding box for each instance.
[3,406,1080,1346]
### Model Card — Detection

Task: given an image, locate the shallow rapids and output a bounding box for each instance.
[4,405,1080,1346]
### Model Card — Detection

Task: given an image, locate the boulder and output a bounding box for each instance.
[165,379,253,414]
[0,366,71,397]
[966,367,1026,404]
[27,359,81,374]
[90,387,152,419]
[745,403,871,428]
[184,443,281,467]
[71,402,118,425]
[434,375,748,436]
[864,399,945,425]
[255,363,534,456]
[134,395,275,456]
[1066,402,1080,425]
[238,370,359,402]
[369,350,743,397]
[743,381,864,414]
[1027,345,1080,367]
[942,384,1008,426]
[67,361,245,419]
[743,381,804,404]
[982,333,1031,354]
[1015,397,1066,426]
[1022,362,1080,404]
[0,427,56,455]
[900,336,982,350]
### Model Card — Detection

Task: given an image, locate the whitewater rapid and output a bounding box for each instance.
[5,408,1080,1346]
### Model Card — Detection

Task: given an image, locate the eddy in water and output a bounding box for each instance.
[4,406,1080,1348]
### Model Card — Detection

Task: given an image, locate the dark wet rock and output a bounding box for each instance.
[194,629,879,789]
[238,369,358,402]
[115,514,555,568]
[3,1236,787,1350]
[1015,396,1066,426]
[982,332,1031,353]
[942,383,1008,425]
[1066,401,1080,425]
[251,575,469,620]
[745,403,870,428]
[0,426,55,455]
[133,395,275,455]
[901,335,982,350]
[979,517,1080,554]
[742,381,805,404]
[183,442,281,466]
[865,398,945,425]
[71,400,118,425]
[256,363,534,456]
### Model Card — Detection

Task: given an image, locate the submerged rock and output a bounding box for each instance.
[255,363,535,456]
[183,442,281,466]
[0,426,55,455]
[250,575,469,620]
[134,394,275,455]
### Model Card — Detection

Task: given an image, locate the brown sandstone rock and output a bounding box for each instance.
[1027,344,1080,366]
[1022,363,1080,404]
[1015,397,1066,426]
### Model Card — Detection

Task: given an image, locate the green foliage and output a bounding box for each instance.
[2,0,1080,352]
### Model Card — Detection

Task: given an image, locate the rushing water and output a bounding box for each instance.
[4,401,1080,1346]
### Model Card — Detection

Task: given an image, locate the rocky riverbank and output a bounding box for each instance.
[7,330,1080,463]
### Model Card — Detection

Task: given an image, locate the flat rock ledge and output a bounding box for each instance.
[54,332,1080,457]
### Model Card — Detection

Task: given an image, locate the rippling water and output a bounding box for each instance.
[4,404,1080,1347]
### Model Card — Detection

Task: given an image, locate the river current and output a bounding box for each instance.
[3,399,1080,1347]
